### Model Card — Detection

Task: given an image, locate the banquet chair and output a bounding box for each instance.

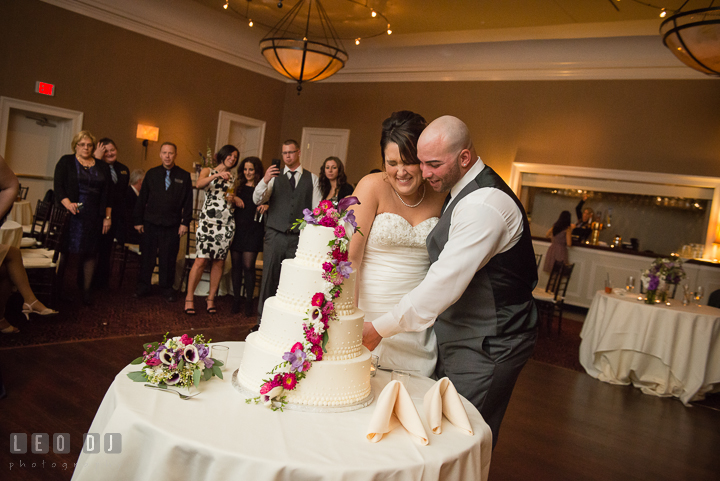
[18,185,29,200]
[22,208,69,306]
[21,200,53,243]
[533,262,574,335]
[535,253,542,270]
[110,240,141,288]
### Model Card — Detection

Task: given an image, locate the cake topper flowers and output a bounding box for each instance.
[127,333,223,390]
[247,197,362,410]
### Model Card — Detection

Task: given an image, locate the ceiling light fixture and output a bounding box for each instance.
[260,0,347,94]
[660,6,720,76]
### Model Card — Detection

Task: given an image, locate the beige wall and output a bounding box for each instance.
[0,0,286,174]
[2,0,719,187]
[280,79,720,184]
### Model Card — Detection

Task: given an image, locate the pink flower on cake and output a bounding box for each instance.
[322,262,333,273]
[319,215,336,227]
[334,225,346,238]
[282,373,298,390]
[311,292,325,307]
[291,342,304,353]
[310,344,323,361]
[260,381,274,395]
[319,200,333,211]
[332,249,348,262]
[313,207,322,216]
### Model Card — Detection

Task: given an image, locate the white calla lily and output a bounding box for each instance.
[159,349,174,365]
[183,344,199,363]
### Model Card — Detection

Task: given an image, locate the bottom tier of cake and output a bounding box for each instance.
[238,332,372,408]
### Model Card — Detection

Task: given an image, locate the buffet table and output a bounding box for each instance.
[73,342,492,481]
[580,291,720,405]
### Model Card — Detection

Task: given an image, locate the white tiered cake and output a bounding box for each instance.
[237,223,372,409]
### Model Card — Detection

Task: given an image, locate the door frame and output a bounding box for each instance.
[215,111,266,159]
[0,97,84,171]
[300,127,350,175]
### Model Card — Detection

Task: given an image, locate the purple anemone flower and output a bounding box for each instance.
[282,349,308,372]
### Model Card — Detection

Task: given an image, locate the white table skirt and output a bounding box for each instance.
[10,200,32,225]
[580,291,720,405]
[73,342,491,481]
[0,220,23,248]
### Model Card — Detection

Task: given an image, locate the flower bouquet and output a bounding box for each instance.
[247,197,361,410]
[127,333,223,391]
[641,256,686,304]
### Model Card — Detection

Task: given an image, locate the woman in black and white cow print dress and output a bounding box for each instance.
[184,144,239,315]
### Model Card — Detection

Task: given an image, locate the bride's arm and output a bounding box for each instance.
[348,174,381,306]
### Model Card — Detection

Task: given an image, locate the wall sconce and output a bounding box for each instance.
[136,124,159,161]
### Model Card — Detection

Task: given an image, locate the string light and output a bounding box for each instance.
[371,10,376,17]
[355,38,360,45]
[249,19,253,26]
[223,0,228,10]
[660,8,667,17]
[387,24,392,35]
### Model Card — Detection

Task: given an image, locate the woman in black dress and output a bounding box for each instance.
[54,130,111,305]
[319,156,353,203]
[230,157,267,316]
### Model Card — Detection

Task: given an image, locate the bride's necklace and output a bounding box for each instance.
[394,183,425,208]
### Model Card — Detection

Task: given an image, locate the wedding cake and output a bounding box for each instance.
[237,208,372,410]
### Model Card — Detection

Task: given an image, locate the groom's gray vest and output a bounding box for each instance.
[427,165,538,344]
[266,169,313,234]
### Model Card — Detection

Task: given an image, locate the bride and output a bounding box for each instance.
[349,111,444,377]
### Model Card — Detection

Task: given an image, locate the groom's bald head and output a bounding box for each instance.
[418,116,477,193]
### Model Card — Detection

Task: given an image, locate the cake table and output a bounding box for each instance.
[72,342,492,481]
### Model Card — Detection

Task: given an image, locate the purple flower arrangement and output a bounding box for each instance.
[641,256,686,304]
[128,333,223,389]
[248,198,361,410]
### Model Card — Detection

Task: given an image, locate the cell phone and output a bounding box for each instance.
[271,158,282,170]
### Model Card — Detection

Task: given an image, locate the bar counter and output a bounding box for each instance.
[532,237,720,308]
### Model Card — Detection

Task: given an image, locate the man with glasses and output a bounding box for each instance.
[252,139,321,323]
[363,116,538,450]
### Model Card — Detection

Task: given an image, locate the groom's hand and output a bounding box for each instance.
[362,323,382,351]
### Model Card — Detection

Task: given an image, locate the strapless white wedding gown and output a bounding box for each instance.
[357,212,439,378]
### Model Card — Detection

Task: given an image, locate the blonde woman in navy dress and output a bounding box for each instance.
[184,145,239,315]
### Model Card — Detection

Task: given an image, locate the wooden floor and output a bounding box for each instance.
[1,326,719,481]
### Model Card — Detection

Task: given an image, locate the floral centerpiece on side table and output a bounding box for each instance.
[246,197,361,411]
[641,256,686,304]
[127,333,223,391]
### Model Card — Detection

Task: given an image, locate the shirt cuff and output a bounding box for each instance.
[372,312,403,339]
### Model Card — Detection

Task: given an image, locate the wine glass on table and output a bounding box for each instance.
[626,276,635,294]
[695,286,704,307]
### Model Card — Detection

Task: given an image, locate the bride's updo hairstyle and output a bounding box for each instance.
[379,110,427,170]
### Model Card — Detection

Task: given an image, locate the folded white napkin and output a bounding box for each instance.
[366,380,428,445]
[423,377,474,436]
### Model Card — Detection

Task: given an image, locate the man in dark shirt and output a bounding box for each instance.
[124,169,144,245]
[93,138,130,289]
[133,143,192,301]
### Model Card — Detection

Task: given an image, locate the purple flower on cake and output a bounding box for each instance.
[342,210,357,229]
[283,348,308,371]
[336,261,352,280]
[303,208,315,223]
[337,196,360,212]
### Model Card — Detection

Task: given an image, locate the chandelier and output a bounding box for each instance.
[226,0,391,93]
[660,6,720,76]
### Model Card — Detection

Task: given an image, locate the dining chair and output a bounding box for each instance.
[533,261,574,335]
[110,240,141,288]
[22,208,69,306]
[534,253,542,270]
[18,185,29,200]
[22,200,53,243]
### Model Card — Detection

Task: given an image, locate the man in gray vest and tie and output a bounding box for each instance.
[363,116,538,449]
[253,139,322,324]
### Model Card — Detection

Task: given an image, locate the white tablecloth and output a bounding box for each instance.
[0,220,23,248]
[580,291,720,405]
[73,342,491,481]
[9,200,32,225]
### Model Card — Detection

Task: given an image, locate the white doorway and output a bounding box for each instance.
[0,97,83,208]
[215,111,266,161]
[300,127,350,176]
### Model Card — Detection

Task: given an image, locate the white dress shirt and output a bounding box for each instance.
[372,158,525,338]
[252,165,322,209]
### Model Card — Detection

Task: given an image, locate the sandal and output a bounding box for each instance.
[21,300,59,320]
[0,318,20,335]
[206,299,217,315]
[184,299,196,316]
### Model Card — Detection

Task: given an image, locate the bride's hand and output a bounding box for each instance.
[362,322,382,351]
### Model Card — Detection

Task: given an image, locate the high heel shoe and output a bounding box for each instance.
[22,300,59,320]
[184,299,196,316]
[206,298,217,314]
[0,318,20,334]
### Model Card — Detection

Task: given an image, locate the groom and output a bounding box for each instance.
[362,115,538,449]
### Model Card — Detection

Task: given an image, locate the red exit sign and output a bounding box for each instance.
[35,81,55,96]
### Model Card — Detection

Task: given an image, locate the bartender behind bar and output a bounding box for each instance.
[572,194,593,243]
